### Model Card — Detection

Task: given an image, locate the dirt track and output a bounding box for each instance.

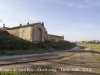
[0,49,100,75]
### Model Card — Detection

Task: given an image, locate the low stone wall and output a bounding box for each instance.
[47,34,64,42]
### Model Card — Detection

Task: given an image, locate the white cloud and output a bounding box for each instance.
[53,0,64,4]
[48,0,76,7]
[65,2,76,7]
[78,4,88,8]
[73,23,96,29]
[85,0,100,6]
[48,0,100,9]
[0,5,43,22]
[84,25,95,29]
[48,0,89,9]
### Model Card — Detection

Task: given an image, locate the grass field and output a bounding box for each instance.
[78,43,100,51]
[78,43,100,63]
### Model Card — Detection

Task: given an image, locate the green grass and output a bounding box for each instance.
[78,43,100,51]
[0,30,42,50]
[0,30,76,55]
[0,30,48,55]
[0,66,55,75]
[0,48,47,56]
[45,40,76,50]
[0,71,54,75]
[78,43,100,62]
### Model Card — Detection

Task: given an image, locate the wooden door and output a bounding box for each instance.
[37,28,42,42]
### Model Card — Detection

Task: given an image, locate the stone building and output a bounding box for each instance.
[1,22,64,42]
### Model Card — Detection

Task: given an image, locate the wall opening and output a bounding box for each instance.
[36,28,42,42]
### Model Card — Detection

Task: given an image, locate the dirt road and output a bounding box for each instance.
[0,48,100,75]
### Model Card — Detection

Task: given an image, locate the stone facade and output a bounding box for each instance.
[1,22,64,42]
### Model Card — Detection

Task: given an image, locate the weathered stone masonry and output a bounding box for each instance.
[1,22,64,42]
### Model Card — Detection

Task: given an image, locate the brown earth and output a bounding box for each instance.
[0,48,100,75]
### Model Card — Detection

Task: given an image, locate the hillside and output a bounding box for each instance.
[0,30,42,50]
[0,30,76,55]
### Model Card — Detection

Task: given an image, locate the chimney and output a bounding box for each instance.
[3,24,5,31]
[42,22,44,26]
[3,24,5,27]
[27,22,29,25]
[20,23,22,26]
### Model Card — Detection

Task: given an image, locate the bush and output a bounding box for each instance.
[45,40,76,50]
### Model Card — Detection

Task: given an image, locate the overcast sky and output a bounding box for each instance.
[0,0,100,42]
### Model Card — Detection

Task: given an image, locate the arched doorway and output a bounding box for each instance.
[36,28,42,42]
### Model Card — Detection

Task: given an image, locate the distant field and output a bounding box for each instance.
[78,43,100,63]
[78,43,100,51]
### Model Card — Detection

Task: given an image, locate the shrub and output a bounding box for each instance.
[45,40,76,50]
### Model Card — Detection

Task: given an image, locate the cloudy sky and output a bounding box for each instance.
[0,0,100,41]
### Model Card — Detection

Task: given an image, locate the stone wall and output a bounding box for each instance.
[7,26,32,42]
[19,26,32,42]
[47,34,64,42]
[7,28,19,37]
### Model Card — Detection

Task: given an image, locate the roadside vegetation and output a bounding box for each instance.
[45,39,76,50]
[0,30,76,55]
